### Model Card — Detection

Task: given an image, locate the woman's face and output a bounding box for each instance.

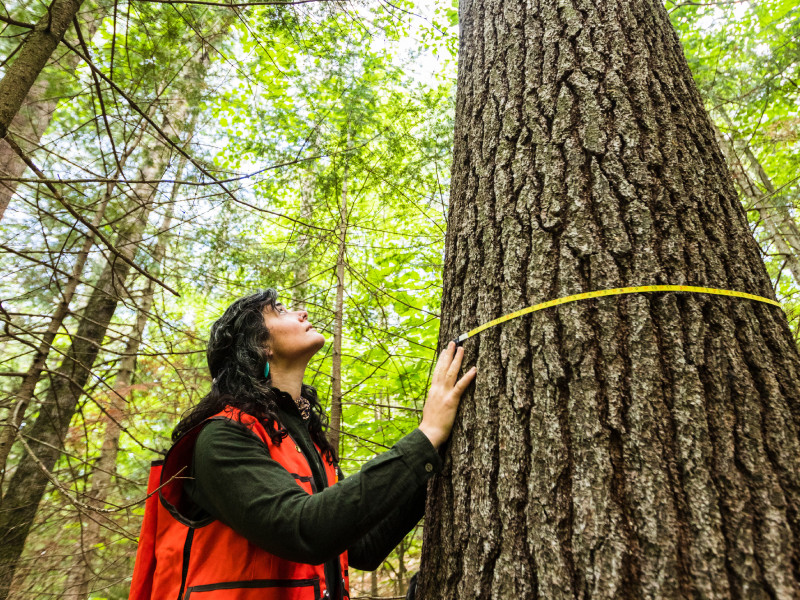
[262,303,325,364]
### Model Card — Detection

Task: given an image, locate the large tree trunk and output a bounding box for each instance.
[418,1,800,598]
[0,8,102,220]
[0,0,85,142]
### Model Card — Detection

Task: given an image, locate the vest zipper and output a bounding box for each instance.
[176,527,195,600]
[284,429,342,600]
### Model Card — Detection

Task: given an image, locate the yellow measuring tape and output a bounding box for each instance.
[454,285,781,344]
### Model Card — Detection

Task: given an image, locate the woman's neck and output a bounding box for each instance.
[269,363,306,400]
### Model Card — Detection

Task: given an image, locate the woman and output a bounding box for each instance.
[130,289,476,600]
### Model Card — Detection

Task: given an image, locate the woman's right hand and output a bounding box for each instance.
[418,341,477,449]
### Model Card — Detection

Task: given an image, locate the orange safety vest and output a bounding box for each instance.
[129,407,350,600]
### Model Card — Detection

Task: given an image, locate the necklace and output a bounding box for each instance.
[296,395,311,421]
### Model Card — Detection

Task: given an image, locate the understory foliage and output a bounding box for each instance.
[0,0,796,597]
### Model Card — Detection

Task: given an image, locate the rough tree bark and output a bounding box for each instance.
[0,0,85,142]
[418,1,800,598]
[0,7,102,220]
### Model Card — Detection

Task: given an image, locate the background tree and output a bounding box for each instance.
[0,0,85,141]
[0,5,227,596]
[0,2,105,220]
[418,0,800,598]
[669,0,800,329]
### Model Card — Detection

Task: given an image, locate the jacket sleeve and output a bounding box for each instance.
[345,483,427,571]
[187,420,441,566]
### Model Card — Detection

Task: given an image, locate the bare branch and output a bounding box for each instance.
[0,14,35,29]
[2,135,181,297]
[61,36,362,234]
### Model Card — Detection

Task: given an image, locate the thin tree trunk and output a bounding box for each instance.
[715,123,800,287]
[57,279,154,600]
[370,570,378,598]
[418,0,800,598]
[743,144,800,262]
[397,536,406,596]
[292,173,314,310]
[0,208,151,600]
[0,0,85,141]
[329,156,348,453]
[0,101,188,599]
[715,108,800,286]
[0,8,102,220]
[0,118,149,482]
[59,199,176,600]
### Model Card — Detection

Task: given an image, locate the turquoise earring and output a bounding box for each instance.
[264,362,270,379]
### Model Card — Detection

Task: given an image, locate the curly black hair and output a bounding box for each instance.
[172,288,337,464]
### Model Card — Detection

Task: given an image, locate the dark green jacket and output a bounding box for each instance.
[184,391,441,581]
